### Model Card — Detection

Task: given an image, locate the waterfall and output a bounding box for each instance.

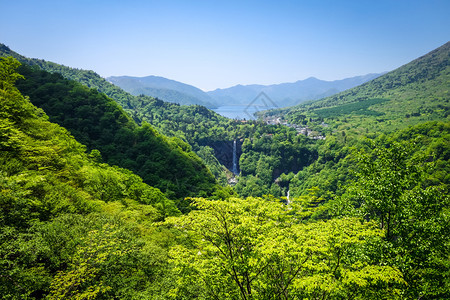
[232,140,238,175]
[286,189,290,205]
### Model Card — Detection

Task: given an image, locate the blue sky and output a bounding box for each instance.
[1,0,449,91]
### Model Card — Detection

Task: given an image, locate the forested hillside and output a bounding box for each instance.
[12,64,218,206]
[0,57,181,298]
[258,42,450,197]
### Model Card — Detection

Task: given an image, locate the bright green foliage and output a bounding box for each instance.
[166,197,404,299]
[235,130,317,197]
[313,98,388,119]
[47,224,130,299]
[352,140,429,238]
[336,135,450,299]
[1,41,449,299]
[286,134,353,198]
[0,56,24,90]
[196,145,229,186]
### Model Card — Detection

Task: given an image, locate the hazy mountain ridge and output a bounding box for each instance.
[0,44,220,125]
[107,75,217,108]
[207,73,383,107]
[0,43,381,111]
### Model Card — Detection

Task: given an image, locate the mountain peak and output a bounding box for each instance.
[303,76,320,81]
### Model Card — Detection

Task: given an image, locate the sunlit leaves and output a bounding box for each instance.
[166,197,403,299]
[47,224,128,299]
[341,135,450,298]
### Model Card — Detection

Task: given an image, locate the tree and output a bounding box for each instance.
[166,197,403,299]
[47,224,128,299]
[341,138,450,298]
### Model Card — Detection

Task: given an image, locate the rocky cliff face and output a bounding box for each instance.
[200,140,242,173]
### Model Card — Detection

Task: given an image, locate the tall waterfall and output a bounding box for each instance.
[232,140,238,175]
[286,189,290,205]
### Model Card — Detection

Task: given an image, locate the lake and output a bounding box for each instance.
[213,104,277,120]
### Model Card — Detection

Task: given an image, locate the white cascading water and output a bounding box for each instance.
[232,140,238,175]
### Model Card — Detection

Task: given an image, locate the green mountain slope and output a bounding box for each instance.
[0,44,243,185]
[12,63,217,203]
[272,42,450,200]
[270,41,449,134]
[0,57,180,298]
[0,44,143,119]
[1,51,448,300]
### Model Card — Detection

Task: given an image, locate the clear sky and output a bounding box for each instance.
[1,0,449,91]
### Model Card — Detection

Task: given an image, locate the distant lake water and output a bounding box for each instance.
[213,104,277,120]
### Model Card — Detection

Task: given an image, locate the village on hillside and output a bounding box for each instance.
[263,116,326,140]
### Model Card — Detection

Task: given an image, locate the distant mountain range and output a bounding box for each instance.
[1,43,383,110]
[1,42,381,111]
[107,75,218,108]
[108,73,383,109]
[207,74,383,107]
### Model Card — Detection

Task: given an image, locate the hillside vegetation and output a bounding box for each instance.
[13,64,218,206]
[0,57,182,299]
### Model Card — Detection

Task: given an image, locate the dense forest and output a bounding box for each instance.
[0,40,449,299]
[13,64,221,209]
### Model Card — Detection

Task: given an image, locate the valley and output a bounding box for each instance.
[0,41,449,299]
